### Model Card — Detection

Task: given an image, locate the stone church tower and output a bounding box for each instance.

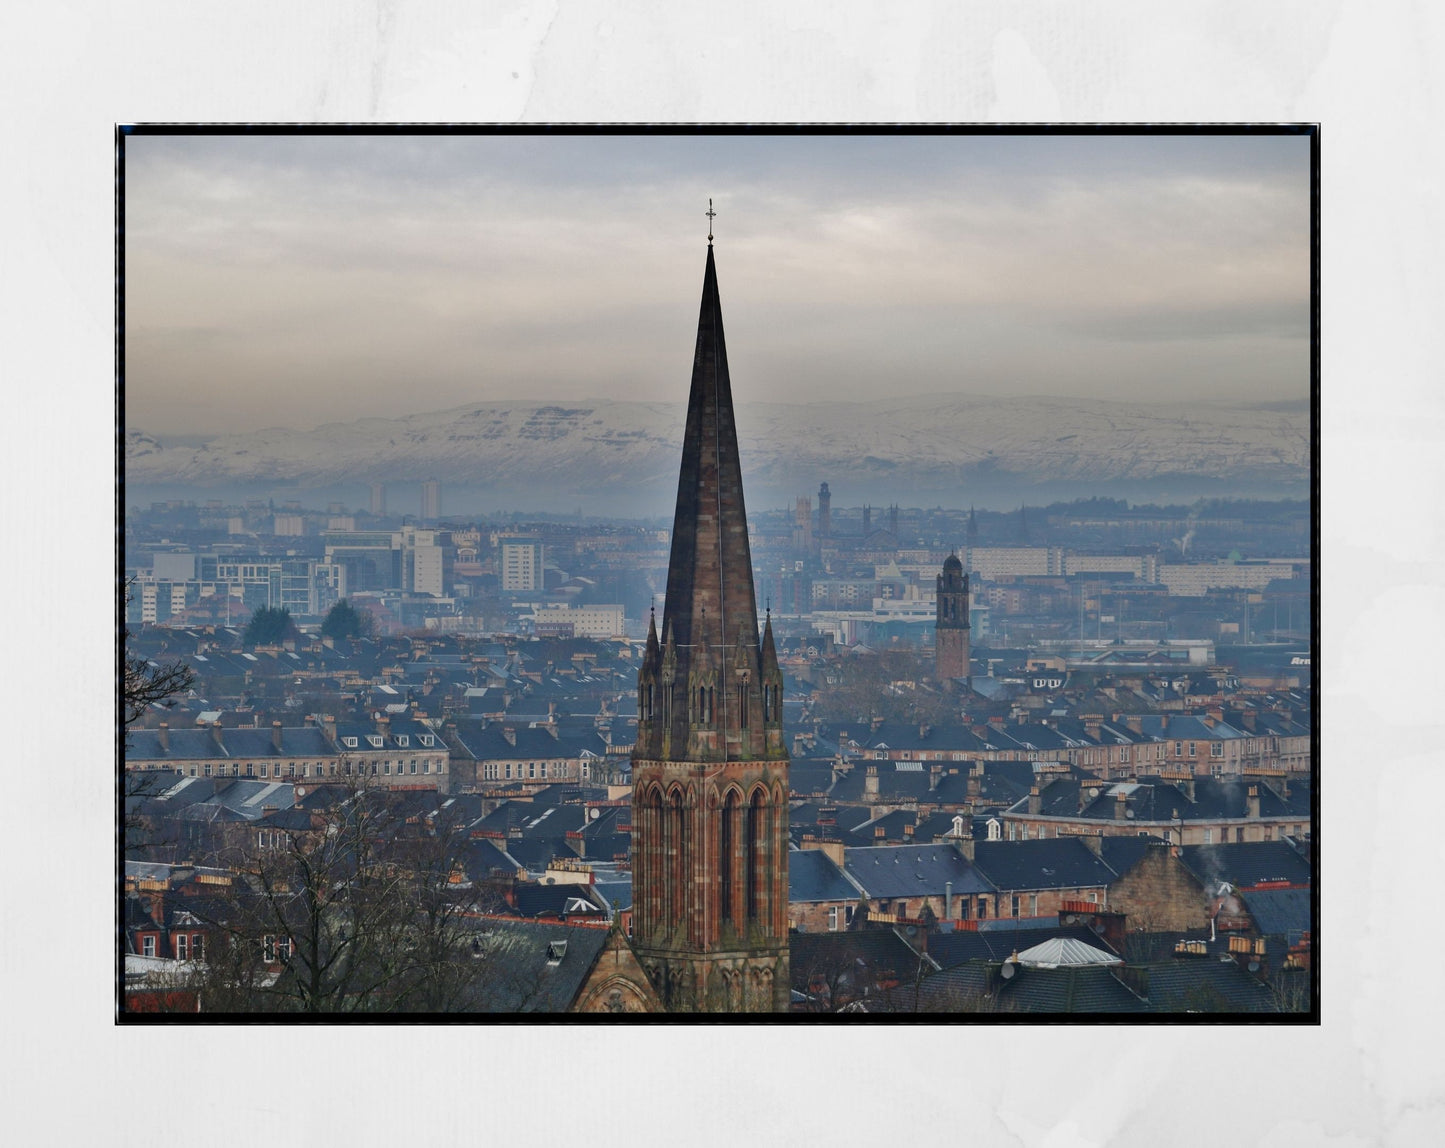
[631,239,790,1013]
[935,552,971,686]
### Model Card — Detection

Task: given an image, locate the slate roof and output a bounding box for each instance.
[789,927,929,1007]
[456,838,522,880]
[1135,958,1284,1013]
[971,838,1118,892]
[511,883,609,919]
[914,962,1148,1014]
[1019,776,1311,825]
[842,843,992,899]
[1179,841,1313,890]
[789,850,861,903]
[1239,886,1312,939]
[455,919,611,1012]
[445,719,576,761]
[788,762,836,797]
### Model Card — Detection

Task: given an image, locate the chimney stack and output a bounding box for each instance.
[1082,833,1103,857]
[272,720,283,752]
[211,721,224,751]
[956,836,976,862]
[1114,790,1128,822]
[1246,785,1261,820]
[944,882,953,921]
[1028,786,1042,816]
[158,722,169,752]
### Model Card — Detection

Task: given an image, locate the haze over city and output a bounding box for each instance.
[124,131,1310,441]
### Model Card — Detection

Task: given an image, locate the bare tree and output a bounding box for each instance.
[184,778,503,1013]
[122,577,196,735]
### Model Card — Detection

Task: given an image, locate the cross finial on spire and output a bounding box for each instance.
[706,198,716,244]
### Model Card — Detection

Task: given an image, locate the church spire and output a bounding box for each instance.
[659,242,763,709]
[631,237,789,1013]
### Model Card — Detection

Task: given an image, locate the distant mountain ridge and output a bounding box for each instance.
[124,394,1309,507]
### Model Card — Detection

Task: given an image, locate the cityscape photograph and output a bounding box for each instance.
[121,128,1316,1016]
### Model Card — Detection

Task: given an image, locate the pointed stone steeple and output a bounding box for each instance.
[661,244,761,673]
[645,243,778,764]
[631,239,790,1012]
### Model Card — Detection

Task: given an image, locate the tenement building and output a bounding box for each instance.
[630,233,790,1012]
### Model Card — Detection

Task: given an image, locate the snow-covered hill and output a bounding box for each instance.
[125,395,1309,507]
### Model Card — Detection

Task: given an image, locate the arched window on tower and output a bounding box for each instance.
[721,789,740,924]
[746,789,765,921]
[670,790,687,924]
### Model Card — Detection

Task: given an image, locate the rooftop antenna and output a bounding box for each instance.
[706,198,716,244]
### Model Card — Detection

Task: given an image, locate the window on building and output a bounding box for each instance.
[1203,828,1213,844]
[978,899,988,919]
[263,936,276,963]
[142,936,156,958]
[1010,896,1020,918]
[1029,894,1038,917]
[505,764,512,779]
[539,762,547,779]
[410,761,418,774]
[175,934,189,960]
[245,763,254,777]
[1189,743,1196,757]
[1211,742,1224,757]
[383,763,391,775]
[192,935,203,960]
[423,760,431,773]
[528,763,536,778]
[828,906,839,931]
[260,764,269,778]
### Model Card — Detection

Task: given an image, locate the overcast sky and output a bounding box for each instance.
[124,131,1310,437]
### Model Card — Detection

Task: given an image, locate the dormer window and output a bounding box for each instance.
[396,735,409,748]
[367,735,383,748]
[419,734,435,747]
[343,737,358,748]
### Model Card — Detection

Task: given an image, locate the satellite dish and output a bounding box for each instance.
[1000,963,1016,979]
[296,787,306,797]
[1062,914,1076,925]
[905,925,917,936]
[1248,959,1261,973]
[1092,921,1106,934]
[1088,788,1099,799]
[590,808,600,820]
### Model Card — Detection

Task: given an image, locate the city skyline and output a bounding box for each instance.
[124,130,1311,439]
